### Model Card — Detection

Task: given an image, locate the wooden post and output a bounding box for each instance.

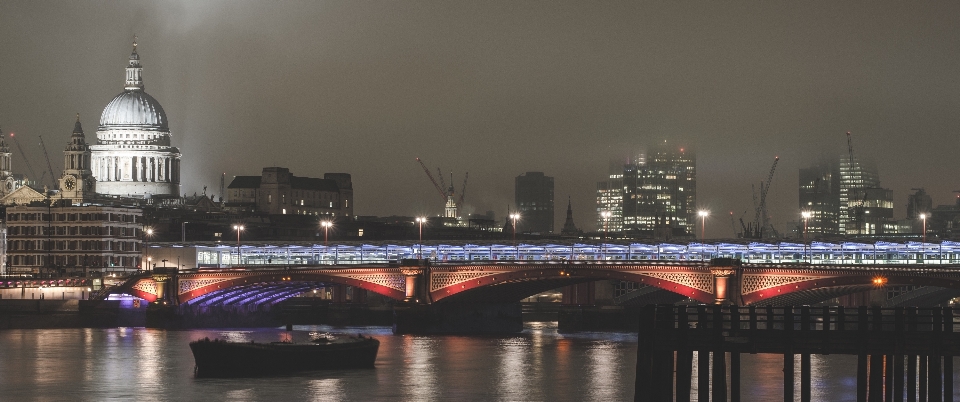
[943,307,953,402]
[697,305,709,402]
[870,355,884,402]
[858,306,868,402]
[731,352,741,402]
[676,306,692,402]
[785,307,795,402]
[931,308,943,402]
[800,305,811,402]
[634,305,656,401]
[896,308,906,402]
[920,355,928,402]
[712,305,727,402]
[713,351,727,402]
[654,305,675,401]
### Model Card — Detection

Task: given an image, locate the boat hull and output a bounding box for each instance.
[189,337,380,377]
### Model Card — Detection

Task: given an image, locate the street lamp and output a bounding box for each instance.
[801,211,812,243]
[320,220,333,246]
[919,213,928,253]
[510,213,520,260]
[600,211,612,260]
[144,227,153,271]
[233,225,244,266]
[600,211,612,239]
[697,210,709,243]
[415,217,426,258]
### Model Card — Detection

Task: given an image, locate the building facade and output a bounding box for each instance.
[515,172,554,233]
[90,40,182,198]
[839,154,880,234]
[798,161,841,236]
[5,205,143,275]
[596,160,623,232]
[226,167,353,217]
[620,143,696,237]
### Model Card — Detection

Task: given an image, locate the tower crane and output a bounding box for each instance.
[744,156,779,238]
[8,133,41,186]
[38,135,57,189]
[415,158,469,218]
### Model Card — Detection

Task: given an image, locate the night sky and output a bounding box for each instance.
[1,1,958,237]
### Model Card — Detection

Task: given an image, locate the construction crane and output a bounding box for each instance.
[744,156,779,239]
[758,156,779,236]
[416,158,448,201]
[38,135,57,189]
[8,133,41,186]
[415,158,468,218]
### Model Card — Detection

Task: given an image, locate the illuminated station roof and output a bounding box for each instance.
[151,240,960,266]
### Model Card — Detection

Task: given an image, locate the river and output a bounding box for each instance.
[0,322,956,401]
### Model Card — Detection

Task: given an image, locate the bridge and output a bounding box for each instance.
[106,241,960,309]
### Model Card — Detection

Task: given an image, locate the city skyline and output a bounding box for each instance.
[1,2,959,236]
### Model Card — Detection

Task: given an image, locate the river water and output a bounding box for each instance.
[0,322,957,401]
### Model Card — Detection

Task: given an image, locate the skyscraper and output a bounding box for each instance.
[598,141,696,237]
[515,172,554,233]
[839,154,880,234]
[596,160,623,232]
[798,160,840,236]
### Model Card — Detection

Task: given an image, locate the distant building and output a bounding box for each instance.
[597,141,697,238]
[849,187,895,235]
[90,39,182,198]
[5,205,143,275]
[226,167,353,217]
[906,188,933,220]
[596,160,623,232]
[839,154,880,234]
[798,160,841,236]
[515,172,554,233]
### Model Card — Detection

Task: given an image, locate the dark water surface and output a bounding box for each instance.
[0,322,957,401]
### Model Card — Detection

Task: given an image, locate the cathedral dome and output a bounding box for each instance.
[98,90,168,132]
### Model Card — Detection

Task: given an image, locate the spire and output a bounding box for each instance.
[125,36,144,90]
[561,196,581,236]
[73,113,83,134]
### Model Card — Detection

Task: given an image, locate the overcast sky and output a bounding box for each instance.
[1,1,958,237]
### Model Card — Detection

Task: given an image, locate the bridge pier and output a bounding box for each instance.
[710,258,741,305]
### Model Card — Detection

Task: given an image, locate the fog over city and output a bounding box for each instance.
[1,1,959,236]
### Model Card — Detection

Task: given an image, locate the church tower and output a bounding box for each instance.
[0,127,14,197]
[59,114,96,202]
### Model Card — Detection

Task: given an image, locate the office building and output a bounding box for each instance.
[226,167,353,217]
[798,161,841,236]
[515,172,554,233]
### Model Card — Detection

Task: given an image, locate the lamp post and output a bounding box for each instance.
[415,217,426,258]
[144,228,153,271]
[510,213,520,260]
[181,221,189,242]
[600,211,611,260]
[320,221,332,247]
[920,213,928,259]
[232,225,244,266]
[697,210,709,243]
[801,211,812,264]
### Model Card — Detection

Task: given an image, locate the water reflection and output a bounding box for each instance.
[0,324,956,400]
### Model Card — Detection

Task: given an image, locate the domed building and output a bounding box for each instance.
[90,40,181,198]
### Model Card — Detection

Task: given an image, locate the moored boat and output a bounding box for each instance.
[189,335,380,377]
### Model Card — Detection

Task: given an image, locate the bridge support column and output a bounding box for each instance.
[150,270,172,304]
[710,258,741,305]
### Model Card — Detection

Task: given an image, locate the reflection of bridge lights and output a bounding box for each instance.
[872,276,888,287]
